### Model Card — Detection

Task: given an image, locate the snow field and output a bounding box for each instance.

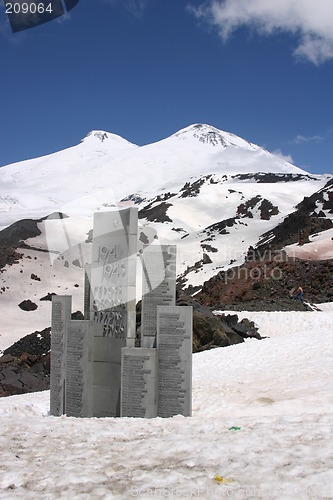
[0,309,332,499]
[285,228,333,261]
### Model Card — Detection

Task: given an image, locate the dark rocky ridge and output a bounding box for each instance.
[4,327,51,359]
[257,180,333,253]
[0,247,23,271]
[180,176,212,198]
[196,257,333,311]
[178,297,262,352]
[0,311,84,398]
[0,218,42,247]
[135,296,262,353]
[0,212,68,272]
[0,212,68,248]
[139,201,173,223]
[236,195,279,220]
[232,172,318,183]
[0,328,51,397]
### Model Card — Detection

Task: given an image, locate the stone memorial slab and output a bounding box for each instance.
[93,335,124,417]
[88,208,138,343]
[50,295,72,416]
[141,245,176,348]
[87,208,138,417]
[121,348,158,418]
[157,305,192,418]
[65,320,98,418]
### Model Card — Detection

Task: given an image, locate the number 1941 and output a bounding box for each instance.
[5,3,53,14]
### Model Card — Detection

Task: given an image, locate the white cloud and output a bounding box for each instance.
[189,0,333,64]
[294,134,320,144]
[292,129,332,144]
[294,34,333,65]
[272,149,294,164]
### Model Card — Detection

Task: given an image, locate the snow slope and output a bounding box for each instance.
[0,176,330,347]
[284,228,333,260]
[0,308,332,499]
[0,247,85,351]
[0,170,326,350]
[143,173,327,286]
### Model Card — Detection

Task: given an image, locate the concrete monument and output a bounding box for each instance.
[50,207,193,419]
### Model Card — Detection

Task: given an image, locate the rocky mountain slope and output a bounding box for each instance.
[196,179,333,310]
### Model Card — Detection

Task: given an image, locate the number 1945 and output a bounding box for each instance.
[5,3,53,14]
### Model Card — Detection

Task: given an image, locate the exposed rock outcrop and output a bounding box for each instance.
[0,312,84,397]
[136,296,262,352]
[18,299,38,311]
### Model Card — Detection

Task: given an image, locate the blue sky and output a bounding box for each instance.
[0,0,332,174]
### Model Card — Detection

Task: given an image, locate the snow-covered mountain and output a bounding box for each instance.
[0,124,332,349]
[0,123,310,227]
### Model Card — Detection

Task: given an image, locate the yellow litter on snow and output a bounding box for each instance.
[214,474,233,484]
